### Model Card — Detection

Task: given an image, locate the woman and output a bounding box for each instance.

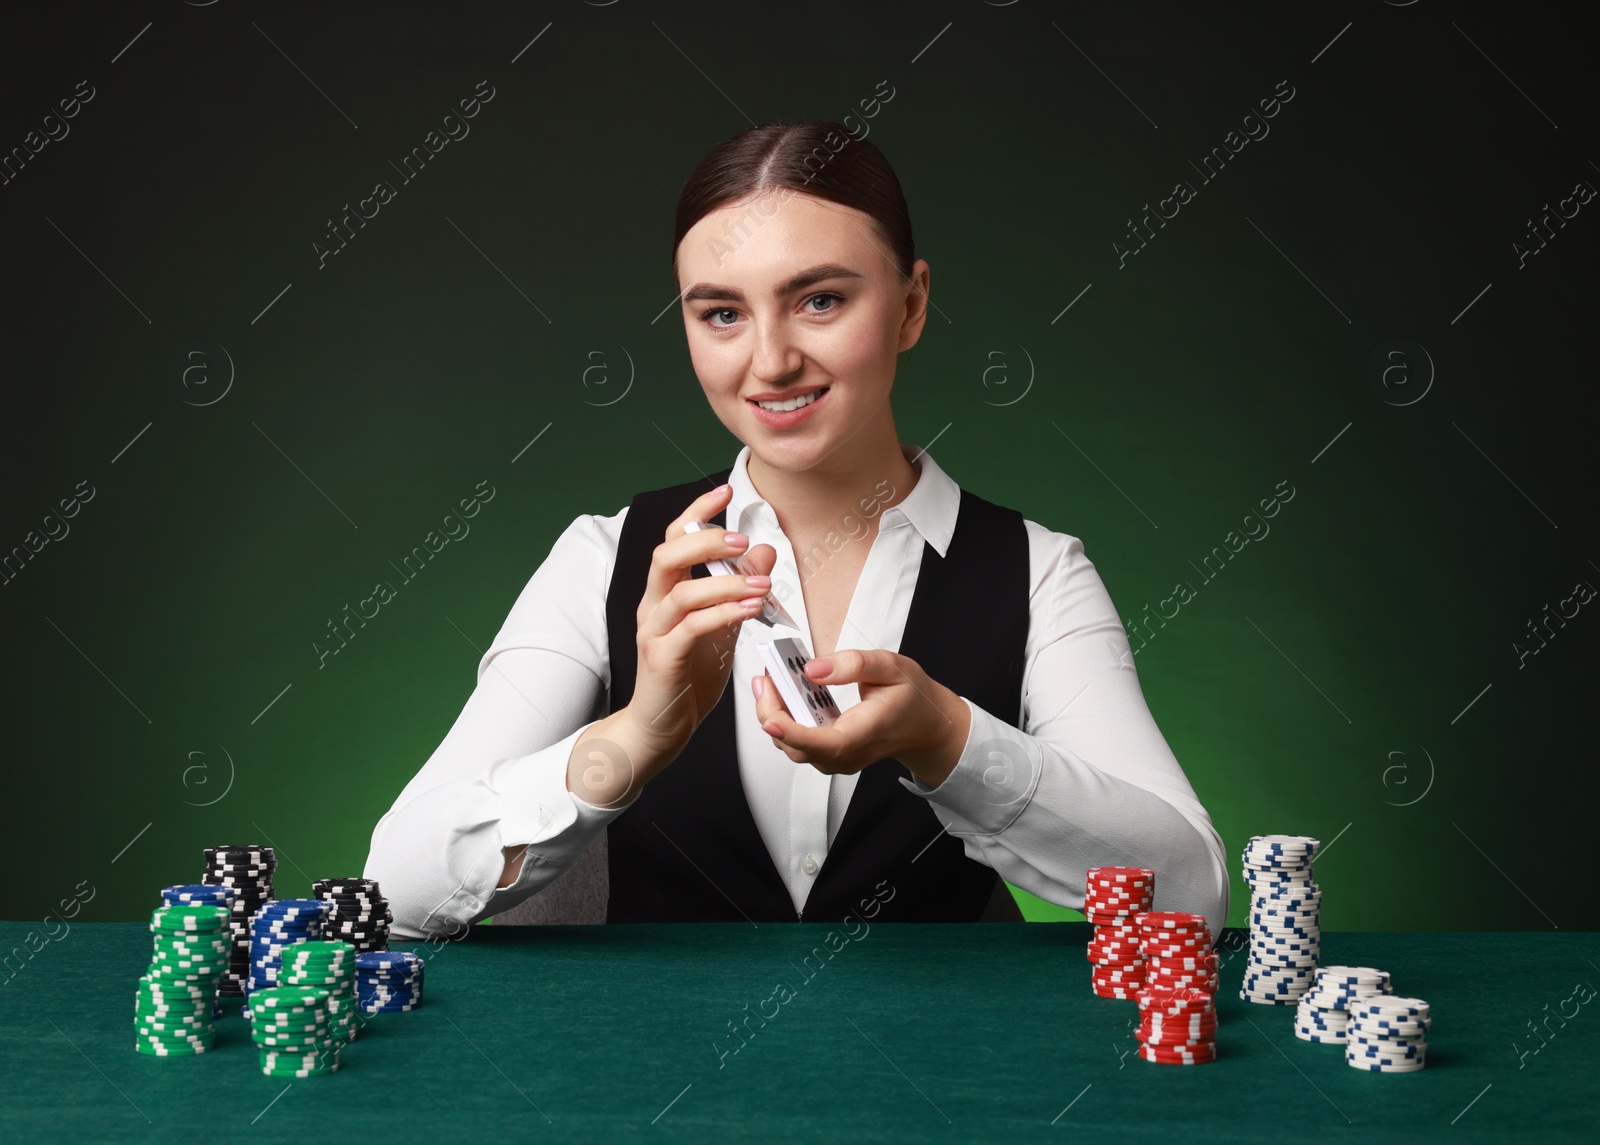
[365,121,1229,936]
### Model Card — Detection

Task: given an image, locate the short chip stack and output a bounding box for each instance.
[135,904,231,1056]
[281,941,361,1044]
[312,878,392,952]
[1136,986,1218,1065]
[248,985,340,1077]
[1346,995,1430,1073]
[1136,912,1218,995]
[201,845,276,997]
[1240,834,1321,1005]
[1083,867,1155,999]
[1295,965,1391,1044]
[159,885,234,1018]
[247,899,328,996]
[357,950,425,1011]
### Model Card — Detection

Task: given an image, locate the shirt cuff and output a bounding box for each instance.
[482,720,634,890]
[897,697,1040,836]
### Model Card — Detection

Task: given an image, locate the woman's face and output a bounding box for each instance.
[676,191,929,471]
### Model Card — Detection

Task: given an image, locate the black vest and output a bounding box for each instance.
[603,465,1030,922]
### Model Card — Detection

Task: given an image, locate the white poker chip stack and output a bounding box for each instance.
[1295,965,1391,1043]
[1240,835,1321,1005]
[1346,995,1430,1072]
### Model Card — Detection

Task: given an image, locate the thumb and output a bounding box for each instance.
[743,542,778,578]
[803,648,901,686]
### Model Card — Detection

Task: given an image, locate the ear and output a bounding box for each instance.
[896,258,931,353]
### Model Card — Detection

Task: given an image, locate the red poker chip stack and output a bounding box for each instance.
[1135,911,1219,995]
[1136,987,1219,1065]
[1083,867,1155,999]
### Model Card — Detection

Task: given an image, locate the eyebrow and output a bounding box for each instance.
[681,263,864,305]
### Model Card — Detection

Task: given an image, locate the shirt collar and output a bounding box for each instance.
[726,441,960,558]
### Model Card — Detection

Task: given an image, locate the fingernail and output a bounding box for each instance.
[807,658,832,677]
[744,575,771,588]
[751,675,763,698]
[725,533,748,547]
[716,483,731,495]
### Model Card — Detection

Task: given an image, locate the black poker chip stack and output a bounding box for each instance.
[312,878,392,952]
[201,845,276,996]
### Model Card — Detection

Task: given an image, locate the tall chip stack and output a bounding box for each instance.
[201,844,276,997]
[246,899,328,998]
[312,878,392,952]
[134,904,230,1056]
[1240,834,1321,1005]
[159,884,234,1018]
[1083,866,1155,999]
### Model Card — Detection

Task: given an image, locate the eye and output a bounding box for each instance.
[699,307,741,329]
[803,292,845,315]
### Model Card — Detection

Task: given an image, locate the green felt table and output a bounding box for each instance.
[0,921,1594,1143]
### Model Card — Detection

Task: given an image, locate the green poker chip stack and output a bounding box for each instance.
[248,985,340,1077]
[280,940,361,1045]
[135,905,230,1056]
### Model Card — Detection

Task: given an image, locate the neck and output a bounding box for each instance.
[745,417,920,542]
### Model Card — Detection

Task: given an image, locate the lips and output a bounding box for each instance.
[747,385,830,428]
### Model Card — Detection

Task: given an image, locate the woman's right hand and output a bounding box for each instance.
[619,481,777,775]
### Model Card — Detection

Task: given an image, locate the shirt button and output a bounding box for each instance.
[538,806,554,827]
[801,854,819,876]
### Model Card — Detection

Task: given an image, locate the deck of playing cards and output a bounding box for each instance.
[757,636,842,728]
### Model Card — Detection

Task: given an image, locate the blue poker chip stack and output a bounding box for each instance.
[246,899,329,1001]
[356,950,425,1012]
[159,885,235,1018]
[1239,834,1321,1005]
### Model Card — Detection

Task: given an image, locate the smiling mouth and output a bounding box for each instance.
[749,386,830,412]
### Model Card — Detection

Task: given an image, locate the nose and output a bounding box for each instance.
[749,316,804,385]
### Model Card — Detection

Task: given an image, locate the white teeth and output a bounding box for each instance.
[754,387,827,412]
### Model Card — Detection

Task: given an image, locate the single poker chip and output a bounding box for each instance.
[1137,987,1214,1016]
[1295,1026,1348,1044]
[1350,995,1428,1020]
[1137,1042,1218,1065]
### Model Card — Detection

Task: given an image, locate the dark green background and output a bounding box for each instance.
[3,2,1593,930]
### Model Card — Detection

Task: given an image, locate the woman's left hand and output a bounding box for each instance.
[751,649,971,787]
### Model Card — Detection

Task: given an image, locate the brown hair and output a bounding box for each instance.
[672,120,915,281]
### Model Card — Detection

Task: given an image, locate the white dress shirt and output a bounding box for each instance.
[365,443,1231,938]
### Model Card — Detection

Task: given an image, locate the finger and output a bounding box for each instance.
[640,508,745,617]
[649,597,765,661]
[803,647,904,688]
[751,670,795,734]
[639,568,773,642]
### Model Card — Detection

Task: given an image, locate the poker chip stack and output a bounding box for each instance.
[312,877,392,952]
[280,941,361,1044]
[1295,965,1391,1044]
[1346,995,1430,1073]
[201,845,277,997]
[134,904,231,1056]
[1240,834,1321,1005]
[1083,867,1155,999]
[159,885,234,1018]
[1136,912,1218,995]
[248,985,340,1077]
[1136,986,1218,1065]
[357,950,425,1011]
[246,899,329,996]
